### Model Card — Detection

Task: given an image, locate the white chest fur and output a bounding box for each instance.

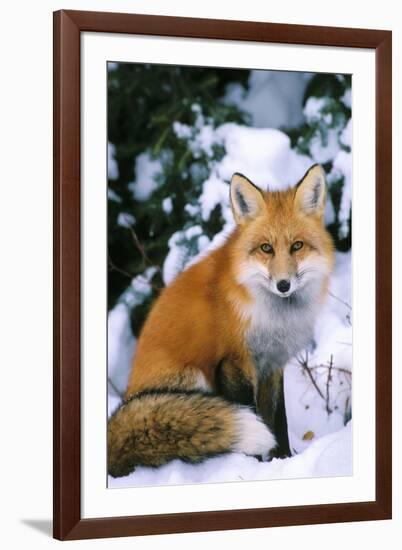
[245,286,320,373]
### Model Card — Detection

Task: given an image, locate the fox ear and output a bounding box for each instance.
[230,173,266,225]
[294,164,326,216]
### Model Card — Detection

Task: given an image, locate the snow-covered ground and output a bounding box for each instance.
[109,424,351,488]
[107,69,352,488]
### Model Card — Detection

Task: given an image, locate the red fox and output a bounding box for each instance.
[108,164,334,477]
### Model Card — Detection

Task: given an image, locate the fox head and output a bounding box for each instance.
[229,165,334,299]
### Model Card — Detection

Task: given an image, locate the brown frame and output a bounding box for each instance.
[53,9,392,541]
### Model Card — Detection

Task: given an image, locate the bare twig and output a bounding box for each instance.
[108,377,124,398]
[297,352,352,417]
[308,365,351,377]
[344,396,352,423]
[122,214,163,277]
[328,291,352,310]
[329,292,352,325]
[109,256,163,293]
[325,355,334,415]
[127,225,149,268]
[298,351,326,401]
[110,214,166,292]
[108,257,135,279]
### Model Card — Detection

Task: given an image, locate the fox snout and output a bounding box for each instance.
[268,254,298,296]
[271,275,296,298]
[276,279,291,294]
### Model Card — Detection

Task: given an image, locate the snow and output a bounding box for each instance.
[108,424,351,488]
[224,70,310,129]
[163,231,188,285]
[285,250,352,455]
[128,151,163,201]
[162,197,173,214]
[173,121,192,140]
[107,188,122,203]
[107,142,119,180]
[197,234,210,252]
[184,203,200,217]
[302,94,352,168]
[107,266,159,400]
[216,124,312,190]
[117,212,135,228]
[173,113,313,227]
[330,150,352,238]
[130,267,157,301]
[184,225,203,239]
[340,88,352,109]
[173,104,218,159]
[329,250,352,320]
[324,193,336,226]
[224,82,245,106]
[199,173,230,222]
[113,267,158,311]
[108,303,135,398]
[163,226,205,284]
[340,118,352,148]
[192,124,216,158]
[303,97,328,124]
[308,128,341,164]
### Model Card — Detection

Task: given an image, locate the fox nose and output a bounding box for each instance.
[277,279,291,293]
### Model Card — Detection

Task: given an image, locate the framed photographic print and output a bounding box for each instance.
[53,10,392,540]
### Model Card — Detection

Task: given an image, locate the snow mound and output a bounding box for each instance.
[216,124,311,190]
[128,151,163,201]
[107,303,135,398]
[224,70,310,129]
[108,423,351,488]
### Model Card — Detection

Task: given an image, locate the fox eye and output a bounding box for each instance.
[260,243,274,254]
[291,240,304,252]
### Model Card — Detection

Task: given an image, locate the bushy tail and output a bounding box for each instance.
[108,390,276,477]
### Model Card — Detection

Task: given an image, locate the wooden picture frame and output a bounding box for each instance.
[53,9,392,540]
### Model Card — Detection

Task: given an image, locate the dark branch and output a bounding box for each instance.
[122,214,163,277]
[108,377,124,398]
[108,257,135,279]
[298,351,326,401]
[325,355,334,415]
